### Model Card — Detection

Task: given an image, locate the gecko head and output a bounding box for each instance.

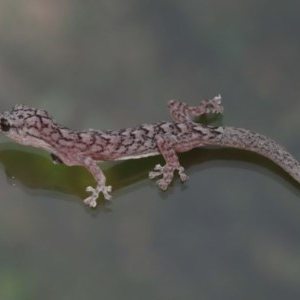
[0,104,53,145]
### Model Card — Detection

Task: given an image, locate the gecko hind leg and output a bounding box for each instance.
[149,136,188,190]
[149,164,188,190]
[168,95,223,122]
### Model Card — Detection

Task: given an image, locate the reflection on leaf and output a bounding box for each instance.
[0,142,299,207]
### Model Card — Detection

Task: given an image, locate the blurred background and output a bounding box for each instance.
[0,0,300,299]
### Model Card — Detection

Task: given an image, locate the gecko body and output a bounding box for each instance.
[1,96,300,207]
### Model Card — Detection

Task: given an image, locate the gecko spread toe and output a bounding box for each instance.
[1,95,300,208]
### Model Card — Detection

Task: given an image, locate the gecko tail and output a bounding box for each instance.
[215,126,300,183]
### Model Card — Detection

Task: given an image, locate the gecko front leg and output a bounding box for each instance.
[80,156,112,207]
[149,136,188,190]
[48,153,112,207]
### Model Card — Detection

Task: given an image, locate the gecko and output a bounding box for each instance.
[0,95,300,207]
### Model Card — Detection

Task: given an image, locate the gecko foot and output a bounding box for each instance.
[204,95,223,114]
[178,167,189,182]
[84,184,112,207]
[149,164,188,190]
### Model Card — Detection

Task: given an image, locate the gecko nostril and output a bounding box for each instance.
[0,118,11,132]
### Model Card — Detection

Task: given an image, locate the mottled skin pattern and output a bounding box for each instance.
[0,96,299,207]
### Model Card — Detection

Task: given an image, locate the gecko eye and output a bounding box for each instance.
[0,118,10,132]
